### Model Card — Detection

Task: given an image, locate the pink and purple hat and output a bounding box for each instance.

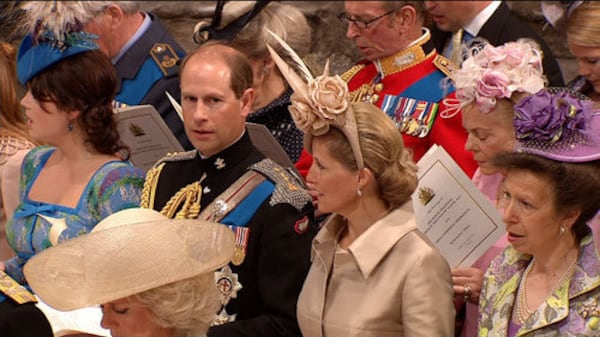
[514,87,600,163]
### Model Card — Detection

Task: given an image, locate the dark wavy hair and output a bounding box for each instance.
[27,49,129,158]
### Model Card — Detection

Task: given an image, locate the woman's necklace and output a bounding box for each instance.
[515,254,578,324]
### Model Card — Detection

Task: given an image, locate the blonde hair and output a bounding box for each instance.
[566,2,600,47]
[132,272,220,337]
[316,102,418,209]
[0,42,34,141]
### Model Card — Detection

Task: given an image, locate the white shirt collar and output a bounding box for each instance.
[464,1,501,36]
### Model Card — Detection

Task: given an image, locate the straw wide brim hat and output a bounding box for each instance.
[24,208,235,311]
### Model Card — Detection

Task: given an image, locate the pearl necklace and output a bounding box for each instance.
[515,255,578,325]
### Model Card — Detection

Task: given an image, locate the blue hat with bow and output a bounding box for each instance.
[16,1,99,85]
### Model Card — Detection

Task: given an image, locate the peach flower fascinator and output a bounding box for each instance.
[265,29,364,169]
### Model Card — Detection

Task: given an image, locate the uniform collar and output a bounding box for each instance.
[195,130,259,173]
[374,28,435,78]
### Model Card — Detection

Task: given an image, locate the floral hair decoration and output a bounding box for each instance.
[16,1,99,84]
[514,87,600,163]
[449,39,547,114]
[265,29,364,169]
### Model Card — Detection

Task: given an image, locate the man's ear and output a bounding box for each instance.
[394,5,417,29]
[104,4,126,28]
[240,88,256,119]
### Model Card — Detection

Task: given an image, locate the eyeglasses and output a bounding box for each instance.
[337,9,397,29]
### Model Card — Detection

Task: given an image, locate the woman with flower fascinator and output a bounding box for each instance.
[477,87,600,336]
[0,2,145,336]
[447,38,547,337]
[266,32,455,336]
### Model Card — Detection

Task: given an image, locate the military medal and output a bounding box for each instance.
[231,227,249,266]
[214,265,242,305]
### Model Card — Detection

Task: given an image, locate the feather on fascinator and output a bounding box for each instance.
[16,1,99,84]
[514,87,600,163]
[447,39,547,114]
[265,29,364,169]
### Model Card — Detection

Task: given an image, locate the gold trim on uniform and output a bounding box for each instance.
[140,150,197,210]
[0,271,37,304]
[344,29,436,105]
[433,54,454,78]
[149,43,180,76]
[161,174,207,219]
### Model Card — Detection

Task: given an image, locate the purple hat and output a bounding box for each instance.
[513,87,600,162]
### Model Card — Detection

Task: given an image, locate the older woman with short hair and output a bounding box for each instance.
[478,88,600,336]
[25,208,234,337]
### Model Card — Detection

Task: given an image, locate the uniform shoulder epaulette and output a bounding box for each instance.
[250,158,311,211]
[152,150,197,167]
[433,54,455,78]
[149,43,180,77]
[340,63,366,82]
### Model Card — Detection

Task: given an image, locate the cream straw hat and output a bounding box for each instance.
[24,208,234,311]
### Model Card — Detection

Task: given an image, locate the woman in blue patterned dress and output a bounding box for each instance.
[0,3,145,336]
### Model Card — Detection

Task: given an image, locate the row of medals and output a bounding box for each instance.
[360,82,427,138]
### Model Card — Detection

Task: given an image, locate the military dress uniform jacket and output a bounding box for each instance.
[114,12,192,150]
[479,233,600,337]
[429,1,564,87]
[141,131,317,337]
[297,203,455,337]
[342,29,477,177]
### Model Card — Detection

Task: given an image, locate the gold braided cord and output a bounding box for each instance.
[161,174,207,219]
[140,163,165,209]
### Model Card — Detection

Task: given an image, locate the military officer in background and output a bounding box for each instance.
[81,1,193,150]
[340,1,477,177]
[141,41,317,337]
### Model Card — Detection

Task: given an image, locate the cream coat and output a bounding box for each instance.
[297,203,455,337]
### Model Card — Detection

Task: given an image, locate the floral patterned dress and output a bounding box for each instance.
[4,146,145,285]
[479,233,600,337]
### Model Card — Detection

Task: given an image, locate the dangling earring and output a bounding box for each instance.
[560,224,567,235]
[67,121,74,132]
[357,188,362,197]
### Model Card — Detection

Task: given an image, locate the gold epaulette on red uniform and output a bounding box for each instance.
[433,54,455,77]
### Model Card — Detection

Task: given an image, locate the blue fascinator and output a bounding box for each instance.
[16,1,99,84]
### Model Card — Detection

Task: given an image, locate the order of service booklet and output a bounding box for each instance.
[115,104,184,172]
[411,144,505,268]
[115,105,298,174]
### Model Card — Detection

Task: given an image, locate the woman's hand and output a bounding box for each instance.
[452,267,484,304]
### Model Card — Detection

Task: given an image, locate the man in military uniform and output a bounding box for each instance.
[83,1,193,150]
[340,1,477,177]
[141,41,316,337]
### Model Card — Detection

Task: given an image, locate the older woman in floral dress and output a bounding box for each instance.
[478,88,600,336]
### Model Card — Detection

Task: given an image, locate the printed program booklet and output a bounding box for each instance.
[411,144,505,267]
